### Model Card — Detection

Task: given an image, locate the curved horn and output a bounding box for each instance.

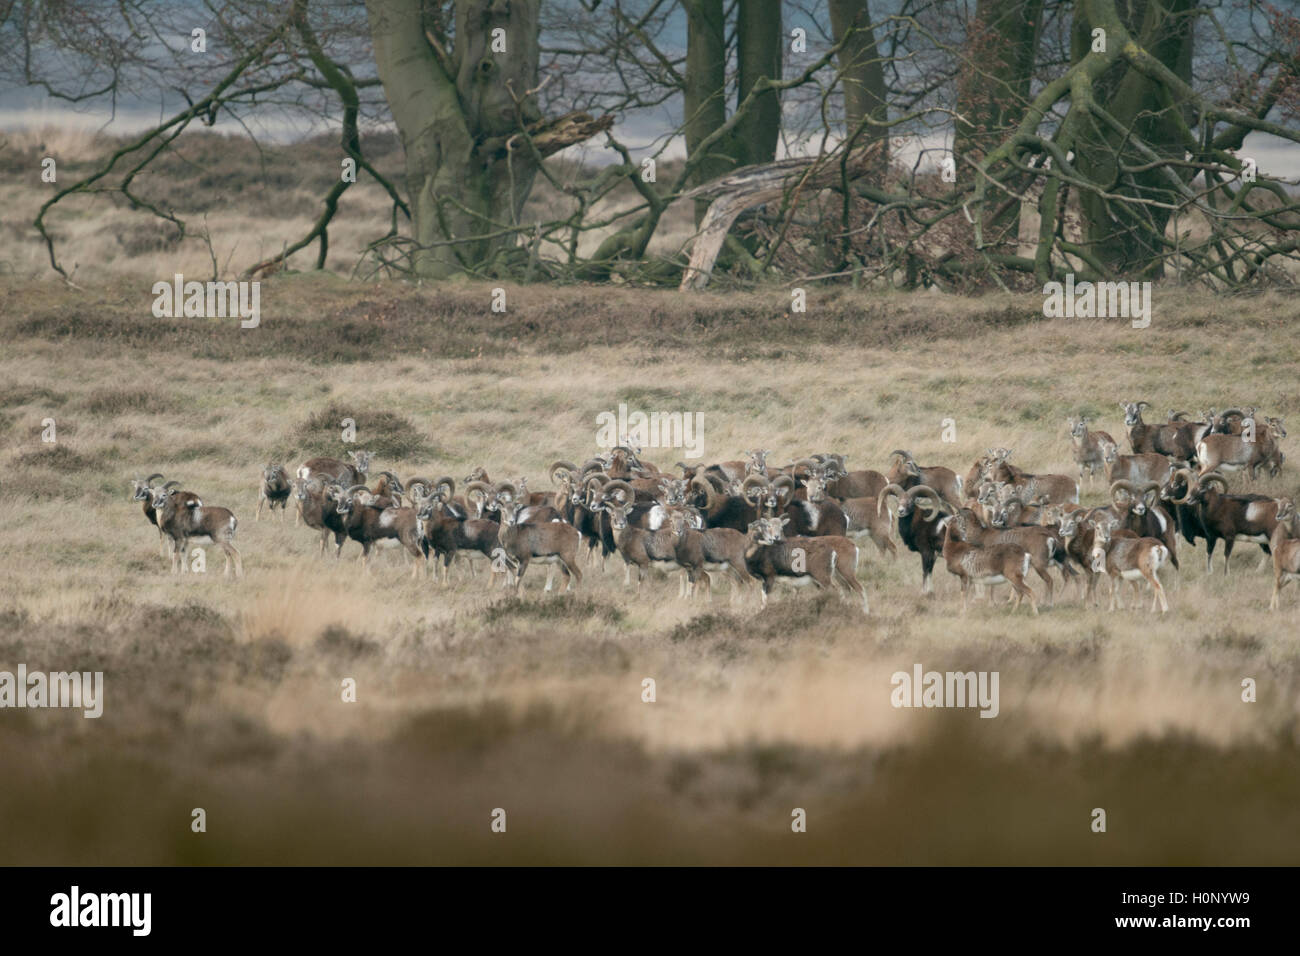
[144,472,165,485]
[909,484,943,503]
[493,480,518,502]
[161,480,181,491]
[549,460,579,484]
[1167,467,1197,504]
[771,474,796,500]
[464,480,493,501]
[583,473,610,506]
[602,479,635,503]
[406,476,434,493]
[1110,480,1139,502]
[910,486,951,516]
[1138,481,1162,505]
[687,474,719,511]
[1201,472,1229,494]
[739,476,772,506]
[815,453,845,478]
[688,474,716,496]
[915,497,941,517]
[877,482,907,516]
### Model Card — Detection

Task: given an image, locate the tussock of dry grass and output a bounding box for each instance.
[80,386,174,416]
[1,275,1300,863]
[294,402,437,462]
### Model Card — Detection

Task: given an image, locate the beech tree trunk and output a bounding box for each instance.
[683,0,784,224]
[829,0,889,172]
[365,0,542,278]
[1071,0,1197,278]
[733,0,783,168]
[954,0,1045,249]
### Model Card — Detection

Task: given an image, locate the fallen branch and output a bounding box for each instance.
[679,143,882,290]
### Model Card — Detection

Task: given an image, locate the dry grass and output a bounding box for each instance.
[3,266,1300,863]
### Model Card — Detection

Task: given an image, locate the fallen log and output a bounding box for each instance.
[679,144,882,290]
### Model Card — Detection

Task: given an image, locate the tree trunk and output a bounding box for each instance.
[365,0,542,278]
[733,0,784,168]
[954,0,1045,249]
[683,0,729,223]
[829,0,889,171]
[1071,0,1197,278]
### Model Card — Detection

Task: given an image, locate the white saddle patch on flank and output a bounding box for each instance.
[1245,502,1271,523]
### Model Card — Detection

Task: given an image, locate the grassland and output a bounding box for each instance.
[1,272,1299,864]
